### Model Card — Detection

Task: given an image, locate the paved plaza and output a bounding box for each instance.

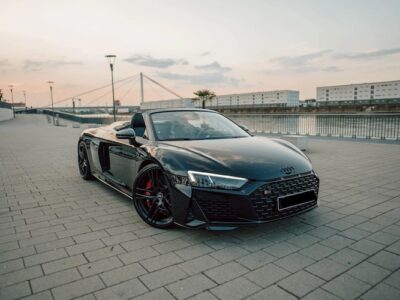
[1,115,400,300]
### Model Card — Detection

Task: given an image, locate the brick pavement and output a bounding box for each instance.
[0,115,399,300]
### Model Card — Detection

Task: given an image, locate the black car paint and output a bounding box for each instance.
[79,109,319,228]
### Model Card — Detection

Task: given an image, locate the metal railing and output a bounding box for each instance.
[226,113,400,140]
[0,101,12,109]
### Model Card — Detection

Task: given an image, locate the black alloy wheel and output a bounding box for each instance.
[78,141,93,180]
[133,164,174,228]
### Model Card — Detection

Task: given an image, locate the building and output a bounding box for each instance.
[140,98,199,110]
[316,80,400,102]
[209,90,299,107]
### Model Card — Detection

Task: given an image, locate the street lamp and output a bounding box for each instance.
[47,81,55,125]
[23,90,27,107]
[8,85,15,118]
[105,54,117,122]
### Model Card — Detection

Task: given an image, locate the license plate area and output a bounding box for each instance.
[277,190,317,211]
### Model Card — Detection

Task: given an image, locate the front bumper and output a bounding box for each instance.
[170,171,320,229]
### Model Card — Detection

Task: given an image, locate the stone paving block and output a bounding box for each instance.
[73,230,109,243]
[42,254,87,274]
[78,256,123,277]
[95,278,148,300]
[210,246,251,263]
[189,291,218,300]
[278,270,325,297]
[205,261,249,284]
[238,237,274,252]
[306,258,350,281]
[264,241,300,258]
[320,234,355,250]
[248,285,297,300]
[24,248,68,267]
[120,236,158,252]
[19,233,58,248]
[21,290,53,300]
[174,243,214,260]
[328,247,368,267]
[274,252,315,273]
[35,237,75,253]
[84,244,125,262]
[131,287,175,300]
[338,227,371,241]
[65,239,104,256]
[0,265,42,288]
[30,224,65,237]
[236,250,276,270]
[101,231,137,246]
[299,243,336,260]
[322,273,371,299]
[52,275,105,300]
[287,233,320,248]
[178,254,221,276]
[361,283,400,300]
[100,262,147,286]
[0,259,24,275]
[118,246,159,265]
[210,277,260,300]
[141,252,183,272]
[307,226,339,239]
[384,269,400,289]
[368,250,400,271]
[31,268,81,293]
[349,238,386,255]
[302,288,341,300]
[166,274,216,299]
[0,281,31,300]
[140,265,187,290]
[367,231,399,245]
[347,261,391,285]
[152,238,191,254]
[245,263,290,287]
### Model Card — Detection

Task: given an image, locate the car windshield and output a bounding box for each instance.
[151,111,250,141]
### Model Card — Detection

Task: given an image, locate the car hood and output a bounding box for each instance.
[159,136,312,181]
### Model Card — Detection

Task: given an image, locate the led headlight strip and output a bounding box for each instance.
[188,171,247,190]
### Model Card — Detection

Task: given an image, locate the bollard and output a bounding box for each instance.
[55,114,60,126]
[46,115,51,123]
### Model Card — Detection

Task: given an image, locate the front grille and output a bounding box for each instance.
[250,173,319,221]
[194,195,237,220]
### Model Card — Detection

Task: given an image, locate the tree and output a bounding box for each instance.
[193,89,216,109]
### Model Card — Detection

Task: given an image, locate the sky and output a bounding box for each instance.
[1,0,400,107]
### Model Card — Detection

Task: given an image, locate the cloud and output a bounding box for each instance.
[23,59,82,71]
[0,59,10,67]
[270,50,331,67]
[334,48,400,59]
[200,51,211,56]
[195,61,232,72]
[322,66,342,72]
[124,54,188,68]
[157,71,243,87]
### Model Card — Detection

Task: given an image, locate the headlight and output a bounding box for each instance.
[188,171,247,190]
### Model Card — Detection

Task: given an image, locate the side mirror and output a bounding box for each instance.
[116,128,136,140]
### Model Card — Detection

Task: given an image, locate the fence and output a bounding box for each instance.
[227,114,400,140]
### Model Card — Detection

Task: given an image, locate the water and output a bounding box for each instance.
[227,114,400,140]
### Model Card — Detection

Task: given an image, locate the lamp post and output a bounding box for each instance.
[47,81,55,125]
[105,54,117,122]
[8,85,15,118]
[23,90,27,107]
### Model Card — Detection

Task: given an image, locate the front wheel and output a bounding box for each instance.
[78,141,93,180]
[133,164,174,228]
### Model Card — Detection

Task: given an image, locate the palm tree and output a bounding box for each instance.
[193,89,216,109]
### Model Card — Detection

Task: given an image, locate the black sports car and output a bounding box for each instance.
[78,108,319,229]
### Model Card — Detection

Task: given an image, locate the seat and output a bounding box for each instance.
[131,113,146,137]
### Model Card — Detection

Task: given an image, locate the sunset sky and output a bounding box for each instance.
[1,0,400,107]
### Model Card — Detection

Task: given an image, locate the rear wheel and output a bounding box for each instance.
[133,164,174,228]
[78,141,93,180]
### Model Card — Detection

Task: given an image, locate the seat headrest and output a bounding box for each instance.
[131,113,145,128]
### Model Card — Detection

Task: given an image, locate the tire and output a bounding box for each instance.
[133,164,174,228]
[78,141,94,180]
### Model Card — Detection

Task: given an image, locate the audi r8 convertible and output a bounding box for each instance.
[77,108,319,229]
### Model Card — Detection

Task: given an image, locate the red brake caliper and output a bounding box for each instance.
[145,179,152,208]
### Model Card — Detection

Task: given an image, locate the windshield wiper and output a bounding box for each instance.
[160,138,193,141]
